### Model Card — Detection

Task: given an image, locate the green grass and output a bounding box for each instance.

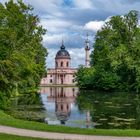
[0,133,50,140]
[0,110,140,137]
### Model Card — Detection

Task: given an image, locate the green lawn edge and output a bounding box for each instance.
[0,110,140,137]
[0,133,50,140]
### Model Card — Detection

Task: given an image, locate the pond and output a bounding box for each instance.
[7,87,140,129]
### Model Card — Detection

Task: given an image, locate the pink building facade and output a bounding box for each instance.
[40,42,77,86]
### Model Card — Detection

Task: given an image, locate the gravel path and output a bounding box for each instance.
[0,125,140,140]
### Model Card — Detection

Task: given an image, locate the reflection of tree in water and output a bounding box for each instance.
[77,91,140,129]
[135,94,140,129]
[6,92,45,122]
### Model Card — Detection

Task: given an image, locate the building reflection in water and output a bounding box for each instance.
[40,87,92,128]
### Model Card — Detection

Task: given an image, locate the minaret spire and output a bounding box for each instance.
[85,33,90,67]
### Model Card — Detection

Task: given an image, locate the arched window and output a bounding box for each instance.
[61,61,63,67]
[67,62,69,67]
[50,79,53,83]
[72,79,75,83]
[67,104,69,110]
[61,105,63,111]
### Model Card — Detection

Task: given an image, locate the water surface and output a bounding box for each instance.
[8,87,140,129]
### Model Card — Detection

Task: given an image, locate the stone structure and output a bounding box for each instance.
[41,41,77,86]
[40,37,90,86]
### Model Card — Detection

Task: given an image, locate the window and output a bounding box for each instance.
[50,79,52,83]
[67,62,69,67]
[61,105,63,111]
[50,75,52,77]
[72,88,75,92]
[72,79,75,83]
[50,87,52,94]
[61,61,63,67]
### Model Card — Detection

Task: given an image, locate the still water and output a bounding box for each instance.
[8,87,140,129]
[40,87,90,128]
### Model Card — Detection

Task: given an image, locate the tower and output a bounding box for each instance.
[85,34,90,67]
[55,40,71,69]
[55,40,71,84]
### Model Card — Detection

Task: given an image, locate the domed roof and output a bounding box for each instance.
[55,42,70,59]
[56,112,70,124]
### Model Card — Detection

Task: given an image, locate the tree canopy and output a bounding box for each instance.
[76,10,140,93]
[0,0,47,109]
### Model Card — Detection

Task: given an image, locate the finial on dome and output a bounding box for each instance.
[62,39,64,45]
[87,32,89,39]
[61,39,65,50]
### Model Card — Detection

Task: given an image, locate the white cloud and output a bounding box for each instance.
[23,0,64,17]
[41,18,72,33]
[43,33,69,46]
[83,16,112,32]
[84,20,104,32]
[73,0,93,9]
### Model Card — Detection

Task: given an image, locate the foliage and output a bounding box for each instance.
[76,10,140,92]
[0,0,47,109]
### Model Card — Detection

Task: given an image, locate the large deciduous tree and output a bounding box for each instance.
[0,0,47,108]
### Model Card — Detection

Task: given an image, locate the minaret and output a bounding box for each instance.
[86,110,91,128]
[85,33,90,67]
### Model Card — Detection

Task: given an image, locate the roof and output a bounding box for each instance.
[55,43,71,59]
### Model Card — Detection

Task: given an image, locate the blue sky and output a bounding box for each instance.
[1,0,140,67]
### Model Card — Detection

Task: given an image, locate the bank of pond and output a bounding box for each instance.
[3,87,140,130]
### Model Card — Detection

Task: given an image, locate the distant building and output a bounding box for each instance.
[40,36,90,86]
[41,41,77,85]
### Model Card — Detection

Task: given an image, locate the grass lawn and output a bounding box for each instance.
[0,133,50,140]
[0,110,140,137]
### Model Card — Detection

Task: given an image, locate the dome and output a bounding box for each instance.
[55,43,71,59]
[56,112,70,124]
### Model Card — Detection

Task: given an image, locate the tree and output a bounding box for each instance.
[0,0,47,108]
[76,10,140,92]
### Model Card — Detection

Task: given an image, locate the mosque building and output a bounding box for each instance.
[40,36,90,86]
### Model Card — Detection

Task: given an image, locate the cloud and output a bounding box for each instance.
[43,32,89,49]
[43,33,70,47]
[73,0,93,9]
[84,20,104,32]
[41,18,72,33]
[23,0,64,17]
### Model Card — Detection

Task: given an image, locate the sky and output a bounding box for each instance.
[1,0,140,68]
